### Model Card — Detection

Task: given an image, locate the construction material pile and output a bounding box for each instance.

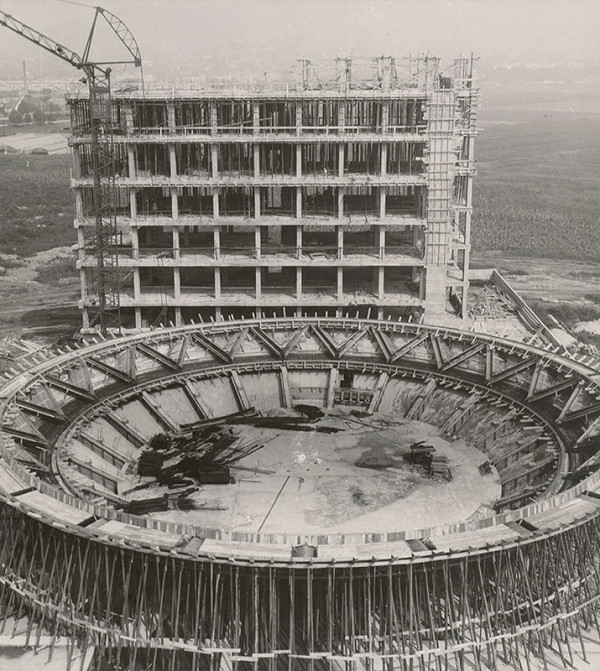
[226,405,340,433]
[123,407,340,514]
[136,424,264,485]
[468,285,516,320]
[403,441,452,480]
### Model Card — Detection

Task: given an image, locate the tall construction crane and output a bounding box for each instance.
[0,6,141,333]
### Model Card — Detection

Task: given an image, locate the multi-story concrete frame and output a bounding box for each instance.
[69,56,477,330]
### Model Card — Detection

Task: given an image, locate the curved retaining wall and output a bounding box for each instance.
[0,318,599,670]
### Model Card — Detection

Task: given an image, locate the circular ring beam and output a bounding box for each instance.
[0,318,599,670]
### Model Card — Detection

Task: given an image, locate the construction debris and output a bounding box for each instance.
[468,284,516,320]
[121,487,198,515]
[137,450,165,477]
[403,441,452,480]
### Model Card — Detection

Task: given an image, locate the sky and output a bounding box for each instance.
[0,0,599,82]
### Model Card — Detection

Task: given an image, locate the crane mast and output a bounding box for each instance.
[0,7,141,334]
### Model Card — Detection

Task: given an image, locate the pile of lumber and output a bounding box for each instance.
[137,451,165,477]
[121,487,197,515]
[467,285,516,320]
[132,425,264,492]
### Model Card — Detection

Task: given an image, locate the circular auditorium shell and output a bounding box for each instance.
[0,318,599,671]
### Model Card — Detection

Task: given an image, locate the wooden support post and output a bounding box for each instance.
[230,371,250,410]
[367,372,389,414]
[280,367,292,408]
[325,368,338,409]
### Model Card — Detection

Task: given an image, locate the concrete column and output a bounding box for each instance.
[79,264,88,303]
[133,268,141,300]
[255,267,262,300]
[338,103,345,132]
[337,226,344,260]
[173,267,181,299]
[214,227,221,260]
[131,227,139,261]
[382,100,390,130]
[171,188,178,220]
[337,187,344,218]
[172,228,180,261]
[74,189,84,220]
[212,190,219,218]
[254,143,260,176]
[253,102,260,134]
[169,145,177,177]
[210,102,219,228]
[338,144,345,178]
[135,307,142,329]
[423,266,447,319]
[295,104,302,135]
[124,105,134,132]
[167,103,176,132]
[379,188,386,218]
[380,144,387,176]
[296,225,302,259]
[296,266,302,299]
[71,145,83,182]
[378,266,384,299]
[210,101,218,132]
[211,146,219,178]
[127,146,136,179]
[129,188,137,221]
[379,226,385,260]
[253,139,261,218]
[295,144,302,218]
[175,306,182,327]
[215,268,221,299]
[337,267,343,301]
[254,188,261,218]
[211,102,220,219]
[77,228,86,267]
[255,227,261,259]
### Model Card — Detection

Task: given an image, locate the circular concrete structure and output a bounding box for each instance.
[0,318,599,670]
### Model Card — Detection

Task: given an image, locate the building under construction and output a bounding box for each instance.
[68,56,477,330]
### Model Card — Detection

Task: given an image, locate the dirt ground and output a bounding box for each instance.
[471,252,600,304]
[122,411,501,536]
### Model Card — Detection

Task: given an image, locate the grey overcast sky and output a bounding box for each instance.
[0,0,599,81]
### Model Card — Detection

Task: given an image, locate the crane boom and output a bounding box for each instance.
[0,6,142,334]
[0,7,140,76]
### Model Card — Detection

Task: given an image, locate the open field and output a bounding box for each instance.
[0,154,74,256]
[472,110,600,260]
